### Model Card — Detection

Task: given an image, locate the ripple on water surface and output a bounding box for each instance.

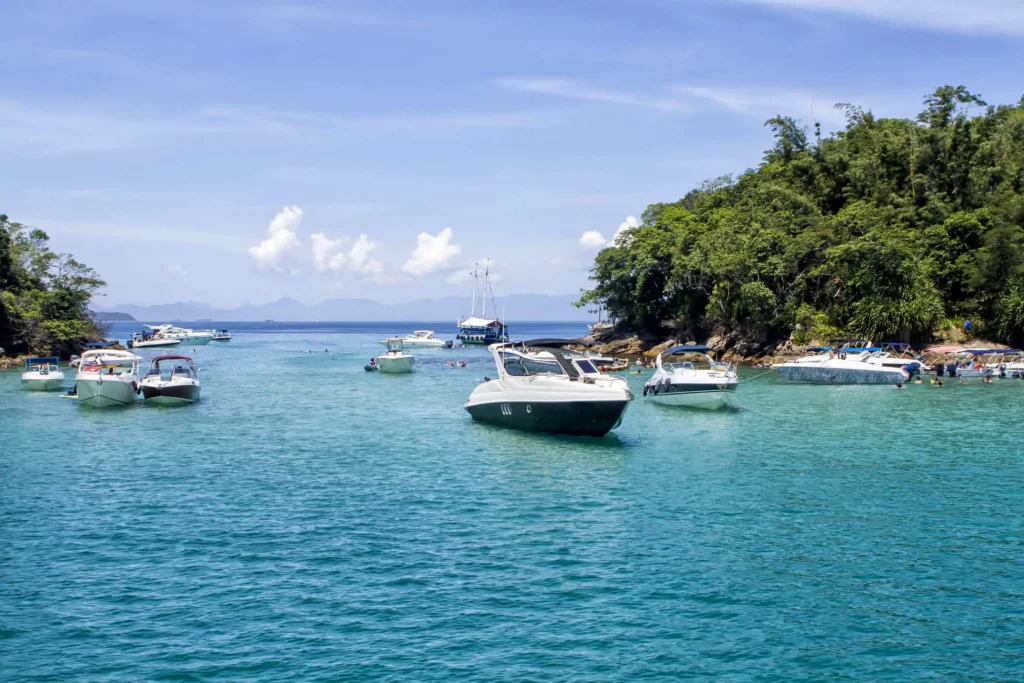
[1,322,1022,681]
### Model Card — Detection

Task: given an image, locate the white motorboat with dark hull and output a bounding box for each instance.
[465,339,633,437]
[140,355,201,405]
[643,345,738,409]
[378,338,415,373]
[21,357,64,391]
[211,329,232,341]
[75,350,141,407]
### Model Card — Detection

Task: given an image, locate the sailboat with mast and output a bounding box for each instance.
[456,259,509,345]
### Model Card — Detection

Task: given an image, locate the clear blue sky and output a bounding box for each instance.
[2,0,1022,308]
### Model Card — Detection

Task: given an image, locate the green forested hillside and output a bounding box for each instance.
[0,215,106,358]
[579,86,1024,349]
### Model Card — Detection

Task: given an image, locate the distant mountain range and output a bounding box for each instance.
[92,294,593,322]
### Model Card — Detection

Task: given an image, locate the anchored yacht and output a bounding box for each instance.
[465,339,633,436]
[775,347,917,384]
[140,355,201,404]
[145,324,214,345]
[380,330,449,348]
[127,331,181,349]
[643,345,738,409]
[21,357,64,391]
[378,338,415,373]
[75,350,141,407]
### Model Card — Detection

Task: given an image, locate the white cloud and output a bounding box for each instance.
[579,230,608,250]
[249,205,302,271]
[168,263,187,278]
[673,85,848,126]
[612,215,640,246]
[311,232,384,277]
[579,216,640,251]
[726,0,1024,36]
[402,227,461,276]
[496,77,692,113]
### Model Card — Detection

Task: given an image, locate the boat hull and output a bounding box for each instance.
[141,383,200,405]
[130,339,181,349]
[76,378,138,408]
[378,356,415,373]
[465,399,630,437]
[645,383,737,409]
[175,335,212,345]
[775,365,907,384]
[21,377,64,391]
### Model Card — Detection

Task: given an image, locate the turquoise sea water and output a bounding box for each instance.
[2,321,1022,681]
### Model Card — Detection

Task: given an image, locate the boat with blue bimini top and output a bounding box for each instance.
[774,346,919,385]
[643,345,738,409]
[21,357,64,391]
[465,339,633,437]
[140,355,201,405]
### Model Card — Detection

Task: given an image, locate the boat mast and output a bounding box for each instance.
[482,260,488,318]
[484,258,497,320]
[470,263,478,318]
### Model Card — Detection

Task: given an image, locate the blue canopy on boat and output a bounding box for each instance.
[963,348,1021,355]
[845,347,881,353]
[24,356,60,367]
[664,345,713,354]
[85,340,117,348]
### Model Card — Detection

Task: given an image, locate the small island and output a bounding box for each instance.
[0,214,107,360]
[578,86,1024,360]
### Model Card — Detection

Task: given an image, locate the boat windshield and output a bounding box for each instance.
[502,352,564,377]
[575,359,599,375]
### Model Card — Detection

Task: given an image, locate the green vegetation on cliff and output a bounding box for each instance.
[0,214,106,358]
[579,86,1024,349]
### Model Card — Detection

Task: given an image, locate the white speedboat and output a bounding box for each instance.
[465,339,633,436]
[379,330,449,348]
[643,345,738,409]
[21,357,64,391]
[145,324,213,345]
[948,349,1003,380]
[140,355,201,404]
[775,348,916,384]
[127,331,182,349]
[211,329,232,341]
[378,338,415,373]
[75,350,141,407]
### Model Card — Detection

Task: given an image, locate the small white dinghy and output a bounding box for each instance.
[377,338,415,373]
[21,357,65,391]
